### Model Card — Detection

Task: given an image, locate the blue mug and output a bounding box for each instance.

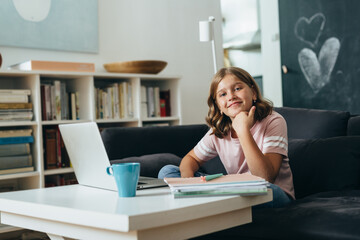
[106,163,140,197]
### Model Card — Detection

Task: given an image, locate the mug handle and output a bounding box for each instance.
[106,166,113,176]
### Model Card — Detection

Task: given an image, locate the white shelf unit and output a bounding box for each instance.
[0,70,181,191]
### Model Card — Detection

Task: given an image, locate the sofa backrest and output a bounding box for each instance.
[101,124,209,160]
[288,136,360,199]
[275,107,350,139]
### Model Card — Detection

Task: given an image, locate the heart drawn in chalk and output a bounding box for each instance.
[295,13,326,48]
[298,37,340,94]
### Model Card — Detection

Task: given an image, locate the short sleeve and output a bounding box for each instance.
[194,129,218,161]
[262,115,288,157]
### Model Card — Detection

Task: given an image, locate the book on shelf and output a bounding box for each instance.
[0,129,32,137]
[41,80,79,121]
[44,128,57,169]
[54,80,62,120]
[95,81,134,120]
[0,94,29,103]
[160,99,166,117]
[0,102,33,109]
[44,127,70,169]
[164,173,268,198]
[0,154,33,170]
[0,166,34,175]
[8,60,95,72]
[127,83,134,118]
[154,87,161,117]
[45,172,77,187]
[0,109,33,121]
[0,143,31,157]
[0,136,34,145]
[146,86,155,117]
[75,92,80,120]
[140,85,148,117]
[0,89,31,95]
[160,89,171,117]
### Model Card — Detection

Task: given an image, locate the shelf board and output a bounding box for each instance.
[142,116,180,122]
[0,171,39,180]
[44,168,74,176]
[95,118,139,123]
[41,119,91,125]
[1,69,181,79]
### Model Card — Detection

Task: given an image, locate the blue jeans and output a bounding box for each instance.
[158,165,292,208]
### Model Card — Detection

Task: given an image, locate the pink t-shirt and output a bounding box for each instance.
[194,111,295,199]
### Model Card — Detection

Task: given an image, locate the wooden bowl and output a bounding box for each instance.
[103,60,167,74]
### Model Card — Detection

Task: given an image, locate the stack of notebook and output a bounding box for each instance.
[164,173,268,198]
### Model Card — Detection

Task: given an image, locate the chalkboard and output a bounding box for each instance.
[279,0,360,114]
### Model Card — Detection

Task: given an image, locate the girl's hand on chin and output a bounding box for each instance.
[232,106,256,133]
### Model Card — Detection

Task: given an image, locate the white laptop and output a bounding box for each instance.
[58,122,167,191]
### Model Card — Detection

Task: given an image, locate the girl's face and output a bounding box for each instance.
[215,74,256,120]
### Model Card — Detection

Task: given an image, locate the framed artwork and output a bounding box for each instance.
[0,0,98,53]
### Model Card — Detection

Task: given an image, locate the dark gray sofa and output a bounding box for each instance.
[101,107,360,240]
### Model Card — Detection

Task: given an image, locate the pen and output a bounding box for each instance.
[200,173,223,182]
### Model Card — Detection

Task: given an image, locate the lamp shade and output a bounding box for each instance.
[199,20,213,42]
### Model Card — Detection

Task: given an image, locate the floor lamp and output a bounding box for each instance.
[199,16,217,74]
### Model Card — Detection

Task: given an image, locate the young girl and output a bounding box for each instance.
[158,67,294,207]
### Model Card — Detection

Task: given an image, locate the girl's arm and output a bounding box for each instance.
[233,106,283,183]
[179,149,204,178]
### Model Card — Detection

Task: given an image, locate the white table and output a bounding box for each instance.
[0,185,272,240]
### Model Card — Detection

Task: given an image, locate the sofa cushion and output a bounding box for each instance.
[110,153,181,178]
[288,136,360,199]
[101,124,209,160]
[275,107,350,139]
[348,115,360,136]
[193,190,360,240]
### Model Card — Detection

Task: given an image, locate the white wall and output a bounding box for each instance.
[0,0,224,125]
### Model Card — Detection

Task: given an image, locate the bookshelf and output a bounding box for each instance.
[0,70,181,192]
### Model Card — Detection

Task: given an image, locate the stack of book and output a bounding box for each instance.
[45,173,78,187]
[41,80,79,121]
[164,173,268,198]
[141,86,170,118]
[0,89,33,121]
[43,126,70,169]
[94,82,134,120]
[0,129,34,174]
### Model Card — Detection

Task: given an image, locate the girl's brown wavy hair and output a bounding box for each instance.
[206,67,273,138]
